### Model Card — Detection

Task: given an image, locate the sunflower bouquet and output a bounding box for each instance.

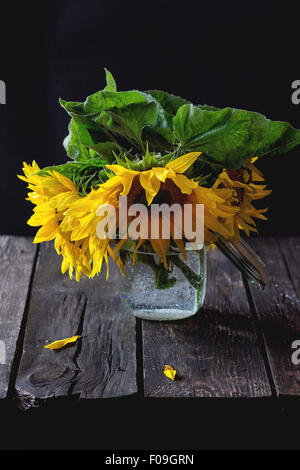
[19,70,300,310]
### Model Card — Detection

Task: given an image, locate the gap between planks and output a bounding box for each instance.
[141,243,272,398]
[7,244,40,398]
[244,237,300,398]
[0,236,38,399]
[242,273,277,397]
[4,236,300,403]
[15,242,137,408]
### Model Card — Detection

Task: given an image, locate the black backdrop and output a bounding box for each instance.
[1,0,300,237]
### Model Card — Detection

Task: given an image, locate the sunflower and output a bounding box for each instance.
[213,157,272,240]
[19,153,238,280]
[62,152,238,273]
[18,162,91,280]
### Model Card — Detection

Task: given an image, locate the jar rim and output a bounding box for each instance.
[113,240,205,256]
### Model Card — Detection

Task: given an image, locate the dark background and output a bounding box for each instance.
[1,0,300,236]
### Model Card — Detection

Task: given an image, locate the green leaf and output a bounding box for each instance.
[104,68,117,92]
[138,91,178,151]
[142,126,175,152]
[256,120,300,157]
[60,88,148,123]
[37,159,111,195]
[197,104,221,112]
[59,70,300,178]
[38,158,106,178]
[173,104,269,168]
[147,90,189,122]
[99,101,158,151]
[59,99,85,115]
[83,90,147,114]
[63,119,92,162]
[87,142,122,163]
[63,118,125,163]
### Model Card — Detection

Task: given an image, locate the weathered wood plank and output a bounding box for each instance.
[0,236,37,398]
[15,242,137,407]
[71,295,137,399]
[248,237,300,397]
[142,247,271,398]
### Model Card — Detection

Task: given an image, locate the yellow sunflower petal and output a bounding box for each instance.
[166,152,201,174]
[119,175,136,196]
[152,167,170,182]
[139,170,161,205]
[23,161,41,178]
[33,218,58,243]
[105,165,139,177]
[164,365,176,381]
[170,174,198,194]
[44,335,81,350]
[61,257,70,274]
[51,171,78,192]
[27,209,55,226]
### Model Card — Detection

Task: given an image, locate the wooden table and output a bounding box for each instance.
[1,235,300,410]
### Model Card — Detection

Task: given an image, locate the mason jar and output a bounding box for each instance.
[119,246,206,321]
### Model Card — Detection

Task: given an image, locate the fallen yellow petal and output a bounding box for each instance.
[164,365,176,381]
[44,335,81,350]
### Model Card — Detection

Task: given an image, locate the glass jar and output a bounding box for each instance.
[119,246,206,321]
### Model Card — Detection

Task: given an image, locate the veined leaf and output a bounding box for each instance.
[59,99,85,115]
[197,104,221,112]
[99,101,158,151]
[173,104,269,169]
[38,158,106,177]
[63,119,123,163]
[59,70,300,175]
[83,90,147,114]
[142,126,175,152]
[63,119,92,162]
[173,104,300,168]
[137,91,177,151]
[87,141,122,163]
[147,90,189,121]
[37,159,110,194]
[256,120,300,157]
[145,92,219,150]
[60,88,147,121]
[104,68,117,92]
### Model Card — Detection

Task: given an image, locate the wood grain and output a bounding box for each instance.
[248,237,300,397]
[71,294,137,399]
[15,242,137,408]
[6,236,300,402]
[0,236,37,398]
[142,247,271,398]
